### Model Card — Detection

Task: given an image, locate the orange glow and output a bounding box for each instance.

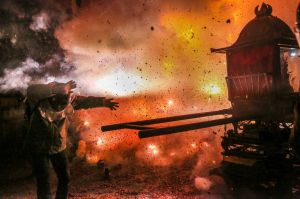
[203,142,210,147]
[54,0,298,168]
[170,152,176,156]
[86,153,99,164]
[148,144,159,156]
[167,99,174,106]
[191,143,197,148]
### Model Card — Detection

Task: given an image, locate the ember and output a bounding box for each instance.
[1,0,300,198]
[96,137,105,146]
[148,144,159,156]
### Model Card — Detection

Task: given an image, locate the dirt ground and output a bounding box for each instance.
[2,154,300,199]
[0,156,230,199]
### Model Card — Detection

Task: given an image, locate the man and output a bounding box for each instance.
[25,80,119,199]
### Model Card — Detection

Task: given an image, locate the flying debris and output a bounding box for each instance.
[102,3,300,181]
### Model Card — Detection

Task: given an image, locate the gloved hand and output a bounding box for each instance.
[103,98,119,110]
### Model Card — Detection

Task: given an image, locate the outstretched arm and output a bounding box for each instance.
[72,96,119,110]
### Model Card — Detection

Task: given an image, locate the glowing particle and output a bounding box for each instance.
[152,149,159,155]
[84,121,89,126]
[86,154,99,164]
[148,144,159,156]
[170,152,176,156]
[167,99,174,106]
[191,143,197,148]
[203,142,209,147]
[97,137,104,146]
[148,144,156,149]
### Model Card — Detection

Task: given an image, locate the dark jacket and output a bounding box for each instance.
[26,83,105,154]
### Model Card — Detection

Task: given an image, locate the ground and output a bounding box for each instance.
[1,154,300,199]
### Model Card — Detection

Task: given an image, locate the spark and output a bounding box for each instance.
[152,149,159,155]
[167,99,174,106]
[170,152,176,156]
[148,144,159,156]
[84,121,89,126]
[148,144,156,150]
[86,153,99,164]
[203,142,210,147]
[97,137,104,146]
[191,143,197,148]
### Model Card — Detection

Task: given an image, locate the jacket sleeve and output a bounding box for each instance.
[72,95,106,110]
[27,84,53,107]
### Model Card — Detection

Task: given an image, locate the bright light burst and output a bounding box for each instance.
[167,99,174,106]
[191,143,197,148]
[203,84,221,95]
[95,69,146,96]
[148,144,159,156]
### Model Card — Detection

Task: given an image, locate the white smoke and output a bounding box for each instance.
[10,34,17,45]
[0,58,42,91]
[30,11,50,31]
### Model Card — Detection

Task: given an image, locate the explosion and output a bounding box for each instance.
[1,0,299,195]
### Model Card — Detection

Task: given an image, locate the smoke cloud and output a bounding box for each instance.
[1,0,299,193]
[54,0,299,192]
[0,0,73,91]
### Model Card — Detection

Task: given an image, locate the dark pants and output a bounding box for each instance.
[32,150,70,199]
